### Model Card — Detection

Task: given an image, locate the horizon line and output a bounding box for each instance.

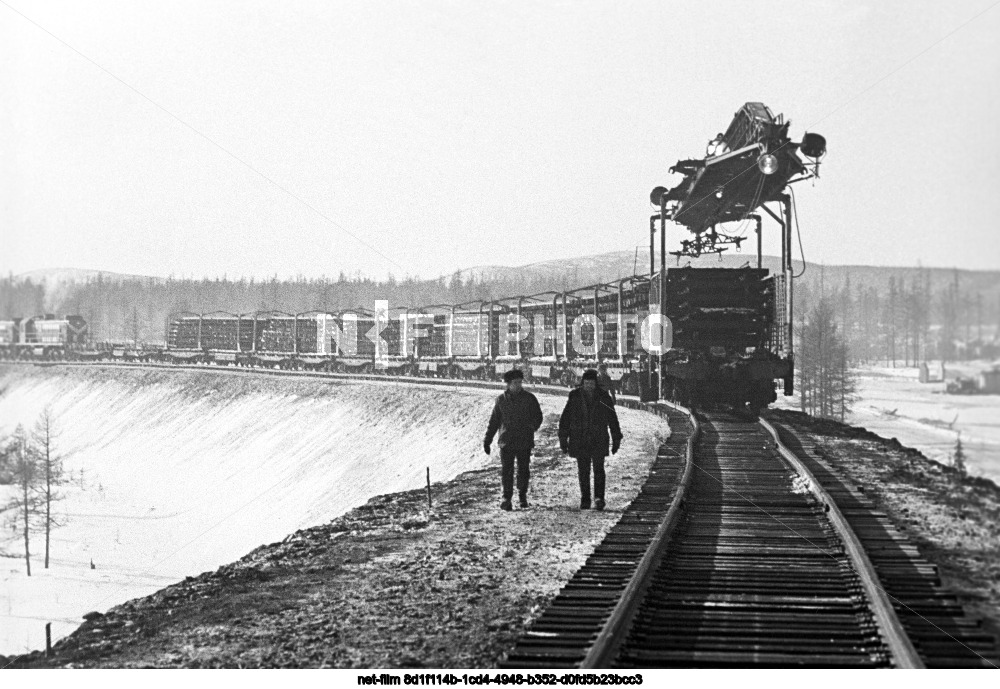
[6,255,999,284]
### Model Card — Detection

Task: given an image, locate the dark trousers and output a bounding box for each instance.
[500,447,531,499]
[576,455,606,501]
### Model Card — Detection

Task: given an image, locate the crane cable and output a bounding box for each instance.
[790,186,807,278]
[730,172,767,240]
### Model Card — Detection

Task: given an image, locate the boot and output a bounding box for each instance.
[580,497,591,510]
[519,492,529,509]
[500,499,512,511]
[594,498,605,511]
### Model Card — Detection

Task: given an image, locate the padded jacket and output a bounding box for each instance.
[484,389,544,451]
[558,387,622,459]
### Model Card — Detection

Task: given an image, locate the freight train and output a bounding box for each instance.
[158,265,786,412]
[1,103,824,414]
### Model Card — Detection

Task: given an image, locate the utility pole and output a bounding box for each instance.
[977,292,983,343]
[131,304,140,348]
[648,213,657,399]
[783,194,794,394]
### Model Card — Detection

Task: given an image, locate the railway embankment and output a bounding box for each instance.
[1,364,997,668]
[0,363,669,667]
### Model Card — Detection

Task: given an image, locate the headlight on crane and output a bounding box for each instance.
[757,154,779,175]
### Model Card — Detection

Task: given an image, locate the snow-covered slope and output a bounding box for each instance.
[776,363,1000,485]
[0,366,507,655]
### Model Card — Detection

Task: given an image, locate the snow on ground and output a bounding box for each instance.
[777,361,1000,484]
[0,365,598,657]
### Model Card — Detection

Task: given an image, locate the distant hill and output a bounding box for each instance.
[456,249,790,289]
[456,250,1000,304]
[12,268,165,312]
[14,268,157,286]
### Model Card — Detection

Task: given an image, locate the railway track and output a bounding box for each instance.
[503,410,1000,669]
[12,361,1000,667]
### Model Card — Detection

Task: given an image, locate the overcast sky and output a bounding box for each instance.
[2,0,999,281]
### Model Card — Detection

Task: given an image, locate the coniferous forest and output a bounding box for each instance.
[3,259,999,369]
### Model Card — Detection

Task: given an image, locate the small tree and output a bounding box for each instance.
[33,407,68,568]
[834,338,859,422]
[953,433,967,477]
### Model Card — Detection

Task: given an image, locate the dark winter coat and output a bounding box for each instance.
[484,389,544,451]
[597,371,616,402]
[558,387,623,459]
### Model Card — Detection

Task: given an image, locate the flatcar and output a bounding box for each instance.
[159,264,784,411]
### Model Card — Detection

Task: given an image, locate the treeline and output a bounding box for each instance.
[795,267,1000,365]
[4,263,998,359]
[0,275,45,319]
[792,266,998,421]
[3,271,584,343]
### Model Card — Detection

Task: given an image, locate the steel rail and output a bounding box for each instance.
[579,402,698,668]
[758,416,925,669]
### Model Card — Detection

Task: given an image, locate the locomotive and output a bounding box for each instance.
[0,315,89,360]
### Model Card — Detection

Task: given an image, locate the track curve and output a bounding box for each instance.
[506,411,999,669]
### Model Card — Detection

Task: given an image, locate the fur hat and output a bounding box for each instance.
[581,369,599,381]
[503,368,524,382]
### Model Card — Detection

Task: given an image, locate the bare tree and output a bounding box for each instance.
[835,339,859,422]
[798,298,858,420]
[939,276,959,362]
[886,276,898,367]
[5,424,41,576]
[130,303,141,347]
[33,407,67,569]
[975,292,983,344]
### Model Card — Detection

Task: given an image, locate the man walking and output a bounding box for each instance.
[596,362,617,403]
[484,368,544,511]
[559,369,623,511]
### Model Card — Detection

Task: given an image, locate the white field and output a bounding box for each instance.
[0,365,668,657]
[777,361,1000,485]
